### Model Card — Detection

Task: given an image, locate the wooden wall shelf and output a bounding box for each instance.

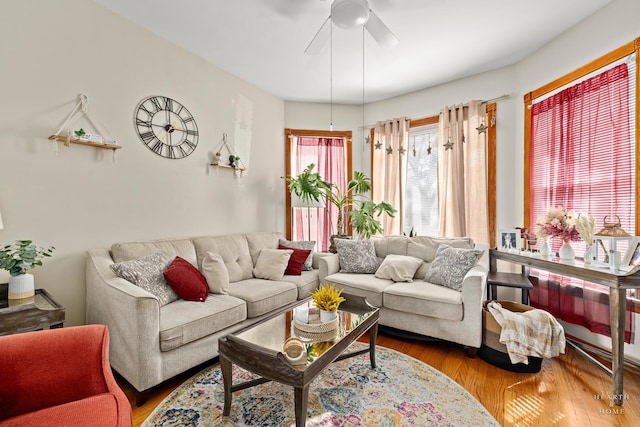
[48,134,122,151]
[211,163,246,172]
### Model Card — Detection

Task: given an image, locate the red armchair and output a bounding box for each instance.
[0,325,132,427]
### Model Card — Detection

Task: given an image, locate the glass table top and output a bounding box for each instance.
[235,299,376,367]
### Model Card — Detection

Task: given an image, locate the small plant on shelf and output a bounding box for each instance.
[310,284,346,312]
[0,240,55,277]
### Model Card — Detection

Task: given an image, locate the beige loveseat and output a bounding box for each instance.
[319,235,489,351]
[85,232,321,399]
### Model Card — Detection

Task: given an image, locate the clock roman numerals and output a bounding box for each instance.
[135,96,199,159]
[149,97,163,111]
[139,131,155,143]
[136,118,151,128]
[150,139,164,155]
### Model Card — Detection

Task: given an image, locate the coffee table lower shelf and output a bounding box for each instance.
[218,295,379,427]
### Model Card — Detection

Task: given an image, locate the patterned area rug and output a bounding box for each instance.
[142,344,499,426]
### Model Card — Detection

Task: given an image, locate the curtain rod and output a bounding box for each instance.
[361,93,511,130]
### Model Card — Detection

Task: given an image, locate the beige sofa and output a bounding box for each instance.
[319,235,489,351]
[85,232,321,399]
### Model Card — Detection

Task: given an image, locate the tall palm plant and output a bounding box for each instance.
[285,164,396,239]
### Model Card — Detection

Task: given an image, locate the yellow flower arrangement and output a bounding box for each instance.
[310,284,346,312]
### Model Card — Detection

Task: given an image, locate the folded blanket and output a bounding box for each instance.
[487,301,566,364]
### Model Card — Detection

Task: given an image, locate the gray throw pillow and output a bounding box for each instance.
[335,239,379,274]
[279,239,315,270]
[111,252,179,305]
[424,244,483,291]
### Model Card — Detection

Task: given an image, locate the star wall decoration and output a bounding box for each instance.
[476,122,488,134]
[386,146,393,155]
[398,145,406,155]
[443,139,454,151]
[375,140,382,150]
[364,135,370,144]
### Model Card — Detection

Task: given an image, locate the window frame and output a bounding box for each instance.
[284,128,353,241]
[524,37,640,231]
[523,37,640,311]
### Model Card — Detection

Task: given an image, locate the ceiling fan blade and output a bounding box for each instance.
[304,16,331,55]
[364,9,398,48]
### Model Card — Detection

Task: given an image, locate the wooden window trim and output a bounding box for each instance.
[284,128,352,240]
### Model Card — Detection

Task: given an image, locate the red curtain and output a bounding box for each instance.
[295,137,346,252]
[529,62,634,343]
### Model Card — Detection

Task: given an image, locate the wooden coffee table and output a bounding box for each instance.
[218,293,379,426]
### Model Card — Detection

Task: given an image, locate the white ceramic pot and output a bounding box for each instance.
[319,309,337,323]
[8,273,35,299]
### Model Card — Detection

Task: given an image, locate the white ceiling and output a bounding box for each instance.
[93,0,611,104]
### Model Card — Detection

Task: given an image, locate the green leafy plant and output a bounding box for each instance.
[310,283,346,311]
[74,128,86,137]
[284,164,396,239]
[0,240,55,277]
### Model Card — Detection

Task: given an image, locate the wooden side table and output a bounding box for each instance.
[0,283,65,335]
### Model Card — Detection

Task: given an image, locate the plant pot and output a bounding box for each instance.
[329,234,350,253]
[8,273,35,300]
[319,309,337,323]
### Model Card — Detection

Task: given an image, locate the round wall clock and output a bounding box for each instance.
[134,96,199,159]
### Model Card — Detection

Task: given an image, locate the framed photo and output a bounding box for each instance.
[622,237,640,269]
[499,229,520,251]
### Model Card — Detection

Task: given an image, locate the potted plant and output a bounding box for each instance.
[284,164,396,249]
[310,283,346,322]
[0,240,55,299]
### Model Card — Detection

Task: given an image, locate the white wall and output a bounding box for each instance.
[0,0,286,327]
[285,0,640,362]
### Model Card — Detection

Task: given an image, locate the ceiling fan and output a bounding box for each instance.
[305,0,399,54]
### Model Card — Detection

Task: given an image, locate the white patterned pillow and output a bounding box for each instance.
[111,252,179,305]
[375,254,423,282]
[335,239,379,274]
[424,244,483,291]
[279,239,315,270]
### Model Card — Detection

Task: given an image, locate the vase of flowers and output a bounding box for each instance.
[572,213,596,264]
[535,207,580,260]
[310,284,346,322]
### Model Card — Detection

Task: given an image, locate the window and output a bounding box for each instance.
[524,38,640,339]
[388,110,497,246]
[528,55,637,256]
[404,123,439,236]
[284,129,352,252]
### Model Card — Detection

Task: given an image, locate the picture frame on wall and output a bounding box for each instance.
[622,237,640,269]
[499,229,520,251]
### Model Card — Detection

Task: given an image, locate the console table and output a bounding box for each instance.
[0,284,65,335]
[489,249,640,405]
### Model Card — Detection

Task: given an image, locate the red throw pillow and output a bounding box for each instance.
[163,256,209,302]
[279,244,312,276]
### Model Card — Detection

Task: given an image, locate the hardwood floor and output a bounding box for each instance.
[120,331,640,426]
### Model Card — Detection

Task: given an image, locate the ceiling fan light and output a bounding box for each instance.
[331,0,370,29]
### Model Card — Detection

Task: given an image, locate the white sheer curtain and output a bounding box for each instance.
[438,101,489,242]
[372,117,410,236]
